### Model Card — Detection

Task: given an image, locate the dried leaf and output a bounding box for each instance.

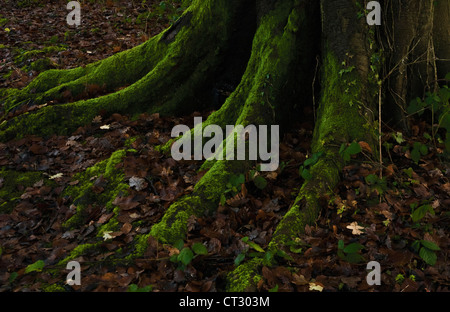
[346,222,364,235]
[129,176,147,191]
[309,282,323,292]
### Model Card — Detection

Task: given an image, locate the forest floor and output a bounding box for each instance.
[0,0,449,292]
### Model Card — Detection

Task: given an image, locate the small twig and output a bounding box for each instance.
[378,85,382,179]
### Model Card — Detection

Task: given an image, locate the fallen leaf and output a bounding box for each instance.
[49,173,63,180]
[309,282,323,292]
[121,223,132,234]
[103,231,113,241]
[346,221,364,235]
[358,141,372,153]
[129,176,147,191]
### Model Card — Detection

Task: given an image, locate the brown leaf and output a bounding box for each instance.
[97,212,114,224]
[121,222,132,234]
[358,141,372,153]
[112,195,140,210]
[29,143,47,155]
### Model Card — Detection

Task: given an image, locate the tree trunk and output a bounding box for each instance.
[1,0,448,291]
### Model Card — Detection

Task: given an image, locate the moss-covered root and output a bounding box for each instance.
[226,258,263,292]
[1,32,168,115]
[150,159,248,244]
[0,0,242,141]
[269,154,341,248]
[225,153,341,292]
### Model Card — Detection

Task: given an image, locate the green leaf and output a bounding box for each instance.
[403,167,414,178]
[242,237,264,252]
[343,242,365,254]
[25,260,45,274]
[345,253,365,264]
[276,250,293,261]
[392,132,405,144]
[411,240,421,253]
[127,284,152,292]
[411,204,432,223]
[411,147,421,164]
[229,174,245,187]
[174,239,184,251]
[420,240,440,251]
[346,141,362,155]
[300,168,312,180]
[407,98,423,115]
[289,245,303,254]
[234,253,245,266]
[263,251,275,264]
[419,247,437,266]
[303,152,323,167]
[178,247,194,266]
[338,240,345,250]
[220,193,226,206]
[365,174,379,185]
[192,242,208,255]
[445,72,450,81]
[269,284,279,292]
[419,143,428,156]
[253,175,267,190]
[8,272,18,284]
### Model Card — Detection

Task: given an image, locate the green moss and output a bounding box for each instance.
[26,58,53,72]
[150,196,201,244]
[62,150,128,229]
[0,0,242,141]
[312,50,374,152]
[0,168,54,214]
[42,284,66,292]
[123,233,152,262]
[57,242,101,267]
[226,258,263,292]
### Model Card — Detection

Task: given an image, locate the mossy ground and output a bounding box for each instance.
[62,149,129,229]
[0,168,55,213]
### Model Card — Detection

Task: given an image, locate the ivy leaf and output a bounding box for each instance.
[253,175,267,190]
[346,141,362,155]
[229,174,245,187]
[174,239,185,251]
[300,168,312,180]
[192,242,208,255]
[178,247,194,266]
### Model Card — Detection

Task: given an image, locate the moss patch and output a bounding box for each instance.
[226,258,263,292]
[62,149,129,229]
[0,168,54,214]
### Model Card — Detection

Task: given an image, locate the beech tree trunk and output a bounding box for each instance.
[1,0,448,291]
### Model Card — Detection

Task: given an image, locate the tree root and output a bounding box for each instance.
[0,0,243,141]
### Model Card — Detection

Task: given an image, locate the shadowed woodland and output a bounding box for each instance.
[0,0,449,292]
